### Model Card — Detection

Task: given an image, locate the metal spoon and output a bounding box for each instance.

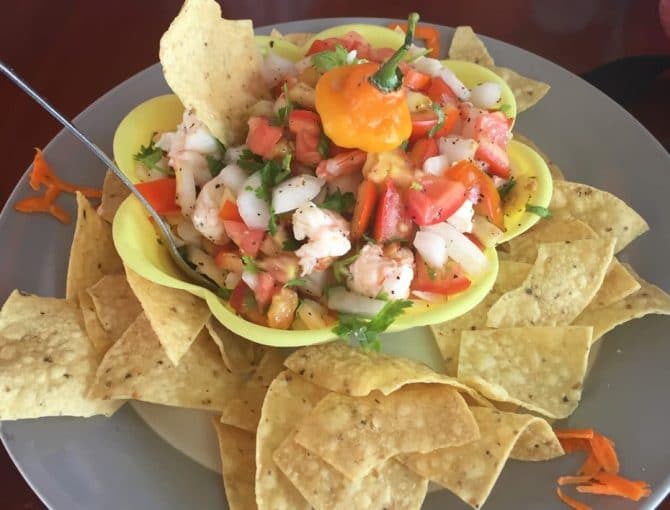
[0,60,219,292]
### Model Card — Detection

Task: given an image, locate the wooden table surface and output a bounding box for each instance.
[1,1,669,508]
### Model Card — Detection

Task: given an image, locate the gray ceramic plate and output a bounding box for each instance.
[1,18,669,510]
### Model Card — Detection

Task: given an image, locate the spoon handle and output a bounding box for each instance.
[0,60,218,292]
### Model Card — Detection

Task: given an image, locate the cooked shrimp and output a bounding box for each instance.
[293,202,351,275]
[191,173,229,245]
[348,243,415,299]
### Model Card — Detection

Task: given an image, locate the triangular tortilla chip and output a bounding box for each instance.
[550,180,649,253]
[431,261,531,375]
[458,326,592,418]
[573,265,670,343]
[587,258,640,310]
[401,407,560,509]
[256,371,327,510]
[65,192,123,300]
[212,420,257,510]
[448,26,495,66]
[87,274,142,342]
[125,267,210,365]
[159,0,267,145]
[0,291,121,419]
[487,239,615,327]
[88,313,241,410]
[492,66,550,113]
[206,318,266,373]
[98,170,130,223]
[78,289,113,353]
[274,433,428,510]
[293,384,479,480]
[510,417,564,461]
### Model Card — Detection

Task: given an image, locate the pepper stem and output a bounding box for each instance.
[369,12,420,93]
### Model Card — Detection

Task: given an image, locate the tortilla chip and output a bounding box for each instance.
[507,218,597,263]
[448,26,494,66]
[510,417,564,461]
[487,238,615,327]
[512,133,564,180]
[65,192,123,301]
[86,274,142,342]
[294,384,479,480]
[284,340,492,406]
[255,371,327,510]
[282,32,314,46]
[431,261,531,375]
[98,170,130,223]
[219,348,288,433]
[492,66,550,113]
[573,265,670,343]
[550,180,649,253]
[0,291,121,419]
[78,289,113,353]
[212,420,257,510]
[206,318,265,373]
[125,267,210,365]
[401,408,557,509]
[89,313,240,411]
[274,432,428,510]
[458,326,592,418]
[159,0,267,145]
[587,258,640,310]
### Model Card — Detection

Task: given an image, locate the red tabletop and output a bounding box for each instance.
[1,1,669,508]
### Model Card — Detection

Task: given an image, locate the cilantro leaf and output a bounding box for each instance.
[282,237,304,251]
[332,299,413,351]
[311,44,350,72]
[362,233,377,245]
[410,181,423,191]
[400,139,409,152]
[320,189,355,213]
[268,209,278,235]
[238,149,264,172]
[426,265,437,281]
[217,287,232,300]
[333,253,360,283]
[241,256,259,274]
[255,160,291,202]
[206,155,225,177]
[284,278,307,288]
[133,139,165,171]
[427,103,445,138]
[243,291,258,310]
[525,204,552,218]
[318,132,330,158]
[273,83,293,126]
[497,178,516,200]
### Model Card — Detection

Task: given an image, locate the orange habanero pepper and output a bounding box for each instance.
[315,13,420,154]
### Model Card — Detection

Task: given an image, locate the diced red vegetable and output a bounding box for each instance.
[223,220,265,257]
[406,175,467,226]
[373,178,414,243]
[246,116,283,159]
[351,179,378,240]
[135,178,179,214]
[409,137,439,168]
[412,255,471,295]
[409,105,459,142]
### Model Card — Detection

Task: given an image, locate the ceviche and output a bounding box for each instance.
[130,14,526,335]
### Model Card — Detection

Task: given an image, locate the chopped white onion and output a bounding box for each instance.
[219,164,248,195]
[260,51,297,87]
[472,215,505,248]
[302,269,330,297]
[241,270,258,291]
[492,175,508,188]
[413,230,448,269]
[447,200,474,233]
[411,57,442,76]
[438,136,478,163]
[327,287,385,317]
[224,272,241,290]
[294,56,313,73]
[422,154,450,176]
[237,172,271,230]
[184,126,220,154]
[411,290,448,302]
[438,68,470,101]
[224,145,247,165]
[249,99,275,118]
[346,49,358,64]
[423,222,489,277]
[469,82,502,110]
[175,167,196,216]
[272,175,325,214]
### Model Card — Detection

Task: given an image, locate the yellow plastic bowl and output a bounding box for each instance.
[111,24,551,346]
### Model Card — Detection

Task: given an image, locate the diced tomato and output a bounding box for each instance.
[315,150,367,181]
[328,141,349,156]
[288,109,321,136]
[229,281,249,312]
[289,110,323,166]
[373,179,415,243]
[401,64,431,91]
[351,180,378,240]
[254,271,277,308]
[412,255,472,295]
[259,254,300,283]
[246,117,283,159]
[228,281,267,325]
[445,160,504,229]
[406,176,467,226]
[135,178,179,214]
[426,77,459,106]
[409,137,439,168]
[464,232,485,251]
[409,105,459,142]
[214,247,243,273]
[306,39,333,55]
[366,47,396,62]
[475,140,511,179]
[223,221,266,257]
[218,200,243,222]
[474,111,511,148]
[305,32,369,56]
